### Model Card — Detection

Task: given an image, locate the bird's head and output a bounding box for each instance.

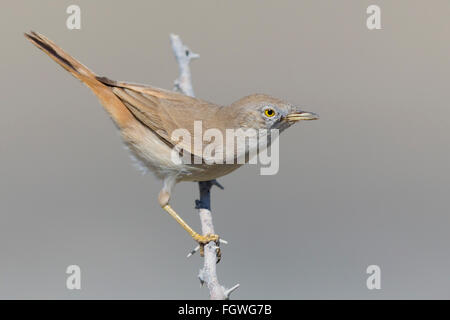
[230,94,319,132]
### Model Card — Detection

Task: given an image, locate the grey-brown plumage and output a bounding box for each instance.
[25,31,318,255]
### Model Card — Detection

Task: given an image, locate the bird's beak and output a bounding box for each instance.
[284,111,320,122]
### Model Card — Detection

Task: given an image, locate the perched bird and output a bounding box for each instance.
[25,31,319,258]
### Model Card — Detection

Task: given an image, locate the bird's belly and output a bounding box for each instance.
[180,163,243,182]
[121,123,195,179]
[121,122,244,181]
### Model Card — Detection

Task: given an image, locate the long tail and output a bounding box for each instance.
[24,31,134,129]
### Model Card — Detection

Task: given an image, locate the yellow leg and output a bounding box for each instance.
[158,178,221,262]
[162,204,219,245]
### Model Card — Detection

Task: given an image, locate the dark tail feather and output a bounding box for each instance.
[25,31,134,128]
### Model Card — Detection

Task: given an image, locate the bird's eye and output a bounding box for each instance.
[264,108,276,117]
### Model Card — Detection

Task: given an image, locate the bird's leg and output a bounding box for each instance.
[161,204,219,246]
[158,177,220,257]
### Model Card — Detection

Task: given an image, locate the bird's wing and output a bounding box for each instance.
[98,77,222,160]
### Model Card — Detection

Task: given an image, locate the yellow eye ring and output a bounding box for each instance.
[264,108,276,117]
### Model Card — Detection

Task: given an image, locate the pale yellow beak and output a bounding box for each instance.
[284,111,319,122]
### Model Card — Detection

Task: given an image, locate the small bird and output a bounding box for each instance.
[25,31,319,258]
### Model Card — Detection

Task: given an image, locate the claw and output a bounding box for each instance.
[192,233,221,263]
[193,233,219,244]
[188,238,228,258]
[215,245,221,264]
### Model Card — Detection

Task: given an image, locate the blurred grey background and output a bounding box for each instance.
[1,0,449,299]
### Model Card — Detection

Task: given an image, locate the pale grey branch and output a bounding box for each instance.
[170,34,238,300]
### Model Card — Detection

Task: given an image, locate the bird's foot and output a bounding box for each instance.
[192,233,221,263]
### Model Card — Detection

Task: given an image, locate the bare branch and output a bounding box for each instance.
[170,34,238,300]
[170,33,198,97]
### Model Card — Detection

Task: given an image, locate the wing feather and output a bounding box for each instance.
[100,77,223,160]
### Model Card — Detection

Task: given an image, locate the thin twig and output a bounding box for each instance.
[170,34,198,97]
[170,34,239,300]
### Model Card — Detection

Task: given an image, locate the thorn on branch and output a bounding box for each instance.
[211,179,224,190]
[224,284,240,299]
[187,245,200,258]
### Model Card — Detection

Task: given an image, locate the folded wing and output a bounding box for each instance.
[98,77,223,160]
